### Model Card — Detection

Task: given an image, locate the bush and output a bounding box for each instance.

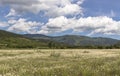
[83,51,90,53]
[50,52,61,58]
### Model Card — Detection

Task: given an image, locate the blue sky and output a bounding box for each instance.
[82,0,120,19]
[0,0,120,39]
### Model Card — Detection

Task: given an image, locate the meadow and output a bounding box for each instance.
[0,49,120,76]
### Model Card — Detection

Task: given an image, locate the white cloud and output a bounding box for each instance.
[44,3,82,17]
[5,8,16,17]
[7,18,42,34]
[5,16,120,36]
[0,0,83,17]
[37,16,70,34]
[38,16,120,35]
[0,21,9,27]
[74,16,120,35]
[77,0,84,5]
[2,0,120,37]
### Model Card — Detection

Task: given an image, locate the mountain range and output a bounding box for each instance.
[0,30,120,49]
[24,34,120,48]
[0,30,67,49]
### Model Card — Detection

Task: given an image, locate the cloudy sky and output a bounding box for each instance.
[0,0,120,39]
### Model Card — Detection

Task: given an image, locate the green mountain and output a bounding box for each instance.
[0,30,49,49]
[24,34,119,48]
[0,30,120,49]
[0,30,68,49]
[53,35,119,46]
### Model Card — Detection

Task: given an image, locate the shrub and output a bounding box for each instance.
[83,51,90,53]
[50,52,61,58]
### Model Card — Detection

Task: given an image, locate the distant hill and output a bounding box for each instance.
[0,30,49,49]
[24,34,120,48]
[24,34,51,40]
[0,30,67,49]
[0,30,120,49]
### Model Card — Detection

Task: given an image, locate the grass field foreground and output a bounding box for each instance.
[0,49,120,76]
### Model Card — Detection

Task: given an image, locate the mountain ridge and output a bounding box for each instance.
[0,30,49,48]
[0,30,68,49]
[24,34,119,47]
[0,30,120,49]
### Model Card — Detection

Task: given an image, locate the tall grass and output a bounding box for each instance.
[0,49,119,76]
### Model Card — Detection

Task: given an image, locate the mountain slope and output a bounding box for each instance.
[0,30,119,49]
[24,34,119,47]
[0,30,68,49]
[0,30,49,48]
[53,35,119,46]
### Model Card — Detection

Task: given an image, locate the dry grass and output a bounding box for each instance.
[0,49,120,76]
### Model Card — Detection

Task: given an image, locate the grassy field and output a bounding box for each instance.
[0,49,120,76]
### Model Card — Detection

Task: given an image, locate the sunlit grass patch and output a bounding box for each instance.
[0,49,120,76]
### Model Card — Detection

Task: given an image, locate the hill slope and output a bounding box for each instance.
[0,30,119,49]
[0,30,49,48]
[0,30,68,49]
[24,34,119,47]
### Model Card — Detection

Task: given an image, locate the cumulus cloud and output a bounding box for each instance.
[73,16,120,35]
[0,21,9,27]
[0,0,83,17]
[37,16,70,34]
[7,18,42,34]
[6,16,120,36]
[1,0,120,37]
[5,8,16,17]
[38,16,120,35]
